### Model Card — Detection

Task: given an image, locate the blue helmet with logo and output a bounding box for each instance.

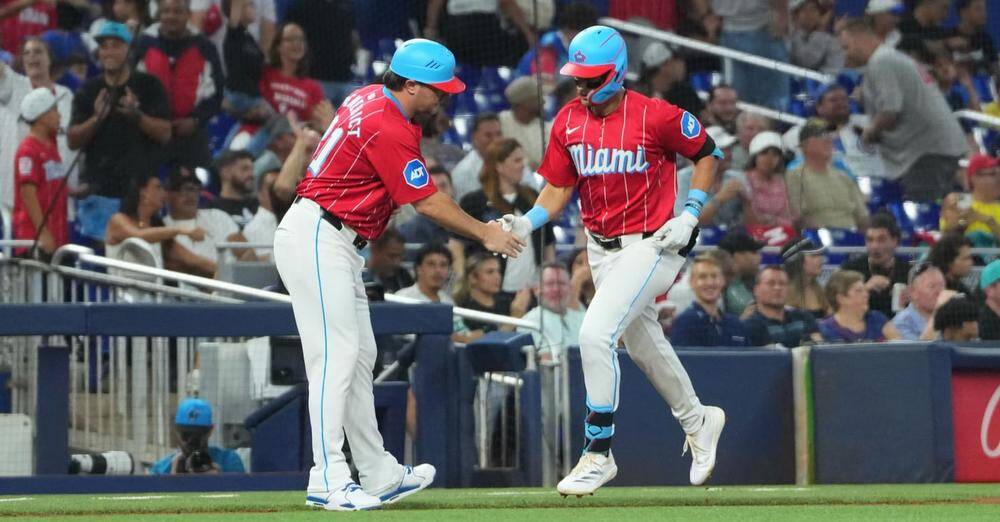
[389,38,466,94]
[559,25,628,105]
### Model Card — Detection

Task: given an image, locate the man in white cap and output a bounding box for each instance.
[13,87,66,256]
[675,126,745,227]
[499,75,551,170]
[865,0,903,47]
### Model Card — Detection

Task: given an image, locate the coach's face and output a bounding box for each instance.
[407,80,449,126]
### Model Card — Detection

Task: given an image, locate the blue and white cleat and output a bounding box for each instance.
[370,463,436,505]
[305,482,382,511]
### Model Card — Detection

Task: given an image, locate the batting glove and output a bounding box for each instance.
[652,212,699,254]
[499,214,532,241]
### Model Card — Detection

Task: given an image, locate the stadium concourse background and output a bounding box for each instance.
[1,0,1000,503]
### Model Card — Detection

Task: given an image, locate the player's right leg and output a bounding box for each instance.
[273,203,380,511]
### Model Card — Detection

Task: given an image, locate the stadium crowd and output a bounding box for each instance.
[0,0,999,354]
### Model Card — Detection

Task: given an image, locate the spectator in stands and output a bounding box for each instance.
[677,125,744,227]
[731,111,770,176]
[782,237,829,318]
[891,262,954,340]
[134,0,223,170]
[271,111,319,213]
[458,138,554,292]
[150,398,245,474]
[221,0,270,122]
[88,0,151,39]
[452,112,503,200]
[211,149,258,228]
[424,0,535,68]
[105,172,215,276]
[929,232,976,296]
[565,247,595,309]
[363,228,413,295]
[17,37,75,182]
[744,265,823,346]
[838,17,968,203]
[788,0,843,74]
[242,168,277,260]
[283,0,357,106]
[69,21,171,243]
[514,1,597,85]
[636,42,704,117]
[191,0,276,71]
[741,131,795,231]
[498,76,550,170]
[676,0,723,72]
[819,269,901,342]
[940,154,1000,246]
[865,0,903,48]
[454,252,532,332]
[250,114,295,178]
[934,296,980,342]
[0,0,56,54]
[164,166,252,267]
[841,212,909,317]
[517,262,586,358]
[259,22,330,129]
[12,87,66,256]
[712,0,789,109]
[931,53,983,118]
[671,254,749,346]
[701,84,738,134]
[897,0,950,62]
[399,166,459,247]
[394,243,482,343]
[38,3,93,90]
[786,118,869,230]
[420,110,465,173]
[977,260,1000,340]
[718,231,764,316]
[948,0,997,78]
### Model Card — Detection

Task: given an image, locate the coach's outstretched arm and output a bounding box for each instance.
[413,192,526,258]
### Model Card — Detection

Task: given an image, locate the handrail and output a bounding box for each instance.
[955,109,1000,129]
[215,242,274,251]
[49,245,541,331]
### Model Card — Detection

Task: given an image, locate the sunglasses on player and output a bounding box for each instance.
[573,72,609,90]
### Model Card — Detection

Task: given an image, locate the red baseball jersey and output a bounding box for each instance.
[297,84,437,240]
[538,90,708,238]
[0,0,55,55]
[13,134,68,247]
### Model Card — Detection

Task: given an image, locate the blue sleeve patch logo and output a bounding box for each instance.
[680,111,701,140]
[403,159,429,189]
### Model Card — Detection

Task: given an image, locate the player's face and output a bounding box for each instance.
[754,269,788,309]
[471,258,502,294]
[691,262,723,304]
[573,72,609,106]
[417,253,451,291]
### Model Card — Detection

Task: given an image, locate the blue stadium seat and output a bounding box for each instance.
[971,74,995,102]
[903,201,941,232]
[809,228,864,265]
[206,113,238,157]
[696,226,727,247]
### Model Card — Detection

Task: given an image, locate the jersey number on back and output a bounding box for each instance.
[308,115,344,176]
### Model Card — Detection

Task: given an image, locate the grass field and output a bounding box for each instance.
[2,484,1000,521]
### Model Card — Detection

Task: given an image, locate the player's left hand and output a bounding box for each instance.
[652,212,698,253]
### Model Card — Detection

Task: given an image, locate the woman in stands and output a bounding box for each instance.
[454,253,530,333]
[259,22,328,126]
[740,131,795,235]
[819,270,900,343]
[105,173,215,277]
[458,138,554,293]
[783,237,829,318]
[929,232,976,296]
[18,37,77,191]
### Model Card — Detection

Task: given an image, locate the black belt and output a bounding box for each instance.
[589,231,654,251]
[294,196,368,250]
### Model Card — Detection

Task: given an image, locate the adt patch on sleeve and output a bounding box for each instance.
[403,159,429,189]
[680,111,701,140]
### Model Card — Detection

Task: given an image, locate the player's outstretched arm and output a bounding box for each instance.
[413,191,525,258]
[499,183,575,240]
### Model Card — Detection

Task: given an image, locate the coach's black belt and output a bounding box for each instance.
[294,196,368,250]
[589,231,654,251]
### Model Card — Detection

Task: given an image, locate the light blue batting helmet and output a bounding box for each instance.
[388,38,466,94]
[560,25,628,104]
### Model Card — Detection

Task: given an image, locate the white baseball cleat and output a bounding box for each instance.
[305,482,382,511]
[369,463,436,505]
[557,451,618,496]
[683,405,726,486]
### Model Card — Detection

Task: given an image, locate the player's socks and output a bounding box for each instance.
[582,409,614,454]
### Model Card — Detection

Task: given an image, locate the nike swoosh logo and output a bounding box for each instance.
[567,125,580,135]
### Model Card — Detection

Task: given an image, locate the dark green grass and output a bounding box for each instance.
[2,484,1000,520]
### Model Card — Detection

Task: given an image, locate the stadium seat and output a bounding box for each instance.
[206,113,238,157]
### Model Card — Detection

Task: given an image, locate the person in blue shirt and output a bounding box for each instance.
[671,255,749,347]
[150,397,246,474]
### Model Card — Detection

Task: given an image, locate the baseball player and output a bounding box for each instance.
[273,39,524,511]
[500,26,726,496]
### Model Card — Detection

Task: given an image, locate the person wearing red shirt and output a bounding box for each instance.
[259,22,324,123]
[13,87,65,256]
[500,26,726,496]
[0,0,56,54]
[272,38,522,511]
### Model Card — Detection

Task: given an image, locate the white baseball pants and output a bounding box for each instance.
[274,199,401,495]
[580,234,706,437]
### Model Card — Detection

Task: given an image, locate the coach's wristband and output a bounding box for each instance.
[683,189,710,218]
[525,206,550,231]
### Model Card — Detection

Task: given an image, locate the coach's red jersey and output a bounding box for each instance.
[296,84,437,240]
[537,90,708,237]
